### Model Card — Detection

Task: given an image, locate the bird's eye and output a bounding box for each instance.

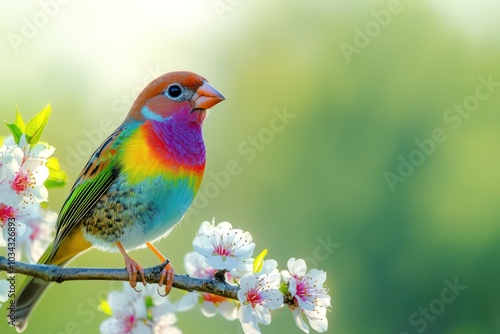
[166,84,183,99]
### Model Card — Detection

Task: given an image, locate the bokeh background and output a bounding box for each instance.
[1,0,500,333]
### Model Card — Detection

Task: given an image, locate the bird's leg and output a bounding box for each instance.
[116,241,146,291]
[146,242,174,296]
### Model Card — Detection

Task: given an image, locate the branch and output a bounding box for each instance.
[0,256,239,300]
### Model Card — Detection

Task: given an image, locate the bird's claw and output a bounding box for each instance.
[124,257,146,291]
[157,261,174,297]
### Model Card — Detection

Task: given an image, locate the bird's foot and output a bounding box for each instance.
[157,261,174,297]
[116,241,146,292]
[124,256,146,292]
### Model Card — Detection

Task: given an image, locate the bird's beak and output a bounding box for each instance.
[192,81,225,110]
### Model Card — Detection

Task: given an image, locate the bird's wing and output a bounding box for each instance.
[51,125,126,252]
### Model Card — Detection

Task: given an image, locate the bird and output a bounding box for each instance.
[13,71,225,332]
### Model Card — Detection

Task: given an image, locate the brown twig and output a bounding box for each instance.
[0,256,239,300]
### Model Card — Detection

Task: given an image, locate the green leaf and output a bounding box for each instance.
[145,296,154,308]
[279,282,290,296]
[14,107,26,133]
[25,104,51,145]
[253,249,268,274]
[45,157,69,188]
[4,122,22,143]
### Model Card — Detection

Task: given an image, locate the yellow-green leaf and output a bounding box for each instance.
[14,107,26,133]
[26,104,51,145]
[45,157,69,188]
[145,296,154,320]
[99,300,112,315]
[253,249,268,274]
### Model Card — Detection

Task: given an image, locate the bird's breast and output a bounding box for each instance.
[119,121,205,190]
[82,120,206,251]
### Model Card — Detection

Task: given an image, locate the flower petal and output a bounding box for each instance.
[288,277,297,296]
[30,142,55,159]
[289,258,307,278]
[200,300,218,317]
[177,292,199,312]
[253,304,272,325]
[309,315,329,333]
[218,300,237,321]
[241,321,262,334]
[293,308,310,333]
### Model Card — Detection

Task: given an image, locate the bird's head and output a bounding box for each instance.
[126,71,225,125]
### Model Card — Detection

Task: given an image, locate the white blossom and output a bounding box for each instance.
[0,203,28,246]
[178,251,237,320]
[193,220,255,271]
[0,145,49,206]
[281,258,331,333]
[100,283,179,334]
[13,205,57,263]
[237,260,283,334]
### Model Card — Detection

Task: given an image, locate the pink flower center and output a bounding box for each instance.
[295,280,310,298]
[0,203,17,225]
[11,170,34,194]
[246,288,262,307]
[124,314,136,333]
[213,245,232,257]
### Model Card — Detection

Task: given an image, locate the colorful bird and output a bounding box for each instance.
[13,71,225,332]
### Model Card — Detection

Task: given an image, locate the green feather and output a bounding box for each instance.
[50,127,125,255]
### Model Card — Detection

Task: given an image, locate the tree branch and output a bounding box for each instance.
[0,256,239,300]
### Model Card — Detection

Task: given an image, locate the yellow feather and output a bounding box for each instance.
[120,126,201,188]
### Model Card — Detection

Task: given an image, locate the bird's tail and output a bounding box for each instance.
[13,230,92,332]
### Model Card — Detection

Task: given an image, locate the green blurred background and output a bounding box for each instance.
[1,0,500,333]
